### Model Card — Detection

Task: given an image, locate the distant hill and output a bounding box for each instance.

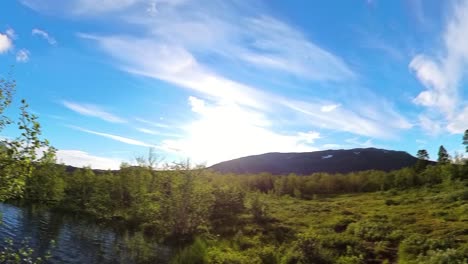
[209,148,421,175]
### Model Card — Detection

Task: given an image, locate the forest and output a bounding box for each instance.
[1,75,468,264]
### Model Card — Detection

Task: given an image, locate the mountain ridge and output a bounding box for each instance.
[209,147,422,175]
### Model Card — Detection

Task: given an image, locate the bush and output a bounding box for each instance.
[171,238,208,264]
[347,217,394,241]
[250,194,269,223]
[205,246,256,264]
[415,248,467,264]
[296,230,363,264]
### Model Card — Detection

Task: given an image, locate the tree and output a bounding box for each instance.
[463,129,468,153]
[0,73,54,201]
[437,145,450,164]
[417,149,429,160]
[415,149,430,172]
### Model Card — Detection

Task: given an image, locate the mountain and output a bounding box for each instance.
[209,148,421,175]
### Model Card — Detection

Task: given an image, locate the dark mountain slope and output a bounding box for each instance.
[209,148,420,175]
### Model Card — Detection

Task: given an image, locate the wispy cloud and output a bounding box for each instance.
[69,125,158,148]
[72,0,139,14]
[32,28,57,45]
[135,118,170,129]
[56,149,122,169]
[72,0,411,140]
[282,97,411,139]
[136,127,181,138]
[62,100,126,123]
[409,0,468,133]
[79,31,408,139]
[16,49,30,62]
[5,28,16,39]
[238,16,355,81]
[78,33,268,110]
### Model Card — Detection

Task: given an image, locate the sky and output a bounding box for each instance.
[0,0,467,169]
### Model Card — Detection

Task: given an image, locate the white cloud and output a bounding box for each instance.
[447,106,468,133]
[16,49,30,62]
[56,149,122,169]
[0,33,13,53]
[409,0,468,133]
[188,96,206,113]
[297,131,321,144]
[69,125,158,148]
[320,103,341,112]
[409,55,453,114]
[32,28,57,45]
[62,100,126,123]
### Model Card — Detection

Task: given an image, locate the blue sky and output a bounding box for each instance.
[0,0,467,169]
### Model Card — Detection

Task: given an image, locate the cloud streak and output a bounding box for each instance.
[62,100,126,123]
[69,125,156,148]
[32,28,57,45]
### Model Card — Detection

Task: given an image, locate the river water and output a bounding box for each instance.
[0,203,171,263]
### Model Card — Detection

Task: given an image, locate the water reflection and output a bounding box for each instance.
[0,203,170,263]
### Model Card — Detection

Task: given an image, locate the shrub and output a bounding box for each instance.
[171,237,208,264]
[415,248,467,264]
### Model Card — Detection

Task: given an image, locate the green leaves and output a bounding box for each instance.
[0,73,55,201]
[437,145,450,164]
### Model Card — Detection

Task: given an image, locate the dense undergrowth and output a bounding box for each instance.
[8,160,468,263]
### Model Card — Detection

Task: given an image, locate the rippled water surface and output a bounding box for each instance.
[0,203,170,263]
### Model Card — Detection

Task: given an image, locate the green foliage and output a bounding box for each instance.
[120,232,161,264]
[415,248,468,264]
[0,238,53,264]
[417,149,429,160]
[397,234,466,263]
[463,129,468,153]
[415,149,430,172]
[0,73,54,201]
[24,163,64,203]
[438,145,450,164]
[296,230,363,264]
[249,193,269,223]
[171,237,208,264]
[210,186,245,232]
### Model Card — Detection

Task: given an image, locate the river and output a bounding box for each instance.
[0,203,171,263]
